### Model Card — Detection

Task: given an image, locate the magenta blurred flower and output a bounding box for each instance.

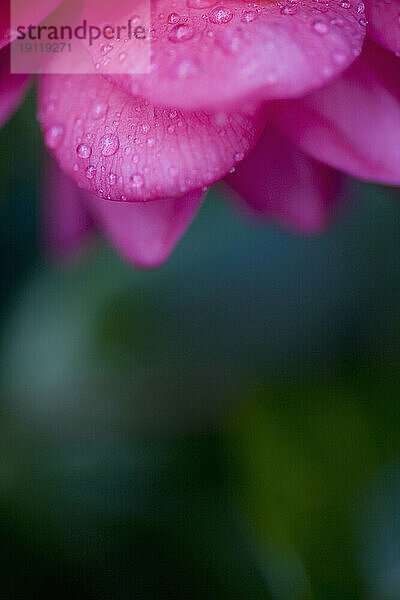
[0,0,399,267]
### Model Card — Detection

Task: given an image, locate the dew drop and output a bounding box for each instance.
[280,5,297,15]
[175,57,200,78]
[241,10,256,23]
[91,102,108,120]
[209,6,234,24]
[100,43,113,55]
[168,12,181,23]
[168,23,195,42]
[45,124,64,149]
[99,134,120,156]
[85,165,96,179]
[312,20,329,34]
[130,174,144,188]
[76,143,92,159]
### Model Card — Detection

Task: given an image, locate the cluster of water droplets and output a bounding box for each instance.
[41,86,259,201]
[158,0,364,84]
[85,0,365,83]
[39,0,370,202]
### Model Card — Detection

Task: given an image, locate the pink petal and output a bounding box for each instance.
[85,190,203,268]
[365,0,400,56]
[38,73,266,201]
[225,126,340,234]
[0,46,28,127]
[83,0,366,110]
[78,0,145,25]
[1,0,65,50]
[268,41,400,185]
[0,1,9,49]
[44,155,93,259]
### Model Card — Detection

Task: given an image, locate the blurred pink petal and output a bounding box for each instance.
[86,191,203,268]
[268,41,400,185]
[78,0,144,25]
[0,0,67,124]
[85,0,366,111]
[38,73,266,202]
[0,46,28,127]
[0,0,10,49]
[365,0,400,56]
[0,0,65,49]
[44,156,93,259]
[225,126,340,234]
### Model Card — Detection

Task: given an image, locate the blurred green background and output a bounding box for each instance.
[0,91,400,599]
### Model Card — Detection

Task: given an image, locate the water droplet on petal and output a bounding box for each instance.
[312,20,329,35]
[91,102,108,120]
[101,43,113,55]
[241,10,256,23]
[175,57,200,78]
[168,12,181,24]
[281,5,297,15]
[99,134,120,156]
[130,174,144,188]
[85,165,96,179]
[168,23,195,42]
[76,143,92,159]
[45,124,64,149]
[209,6,234,24]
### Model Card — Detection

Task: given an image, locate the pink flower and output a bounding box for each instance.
[1,0,399,267]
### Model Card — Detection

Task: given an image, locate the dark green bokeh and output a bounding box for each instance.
[0,90,399,599]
